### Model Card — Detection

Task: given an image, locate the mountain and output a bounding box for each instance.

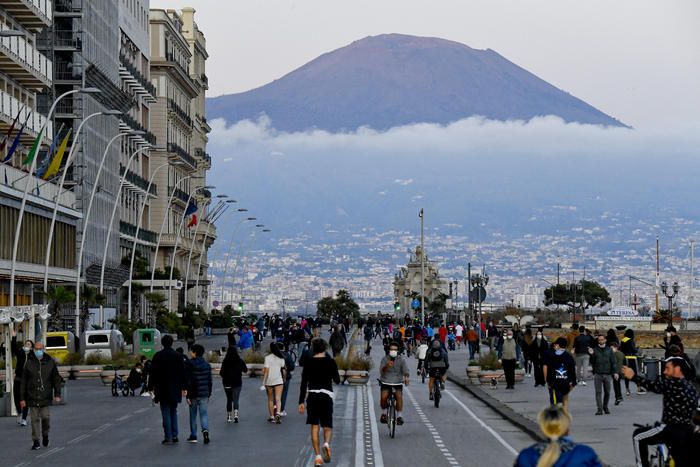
[206,34,625,132]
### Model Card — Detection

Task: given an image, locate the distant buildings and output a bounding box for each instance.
[393,246,449,317]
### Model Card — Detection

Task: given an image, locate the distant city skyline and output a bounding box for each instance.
[151,0,700,129]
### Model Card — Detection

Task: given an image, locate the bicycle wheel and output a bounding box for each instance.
[388,399,396,438]
[122,383,130,397]
[421,369,425,384]
[111,379,118,397]
[434,387,440,408]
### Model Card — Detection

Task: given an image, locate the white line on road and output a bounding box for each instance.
[405,387,461,467]
[354,386,364,467]
[116,414,132,422]
[444,389,519,456]
[133,407,150,414]
[12,462,29,467]
[36,447,64,459]
[67,433,92,444]
[365,384,384,467]
[93,422,113,433]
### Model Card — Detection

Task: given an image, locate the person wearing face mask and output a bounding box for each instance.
[498,330,521,389]
[662,326,682,359]
[379,342,409,425]
[20,341,63,450]
[543,338,576,408]
[11,328,32,426]
[530,330,549,387]
[588,334,618,415]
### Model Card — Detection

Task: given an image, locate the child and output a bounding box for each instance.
[447,332,457,351]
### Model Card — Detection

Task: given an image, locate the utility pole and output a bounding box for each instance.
[689,240,694,328]
[656,237,660,313]
[419,209,425,326]
[468,263,472,319]
[557,257,560,285]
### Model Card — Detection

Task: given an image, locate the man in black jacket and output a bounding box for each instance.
[20,341,62,450]
[148,334,186,444]
[185,344,212,444]
[11,328,32,425]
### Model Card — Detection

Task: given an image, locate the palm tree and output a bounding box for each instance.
[145,292,166,327]
[41,286,75,331]
[80,284,106,332]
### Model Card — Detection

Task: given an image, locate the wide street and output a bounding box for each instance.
[2,332,536,467]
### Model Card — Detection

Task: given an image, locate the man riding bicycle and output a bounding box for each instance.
[379,342,409,426]
[415,339,429,375]
[622,356,698,467]
[426,339,449,400]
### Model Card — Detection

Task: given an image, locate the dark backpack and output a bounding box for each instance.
[393,330,402,341]
[430,348,443,361]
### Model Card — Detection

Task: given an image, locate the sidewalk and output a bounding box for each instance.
[448,345,660,467]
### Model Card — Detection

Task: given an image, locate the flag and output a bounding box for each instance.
[187,214,198,228]
[185,200,197,216]
[43,129,71,180]
[0,107,22,152]
[3,111,31,163]
[36,125,63,179]
[22,126,44,166]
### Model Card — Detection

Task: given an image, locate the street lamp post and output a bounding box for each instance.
[74,129,142,336]
[470,273,489,335]
[182,197,214,306]
[660,281,680,325]
[237,228,270,303]
[127,161,184,321]
[43,109,122,295]
[10,87,101,308]
[419,208,424,325]
[98,143,164,327]
[229,224,264,305]
[219,217,256,307]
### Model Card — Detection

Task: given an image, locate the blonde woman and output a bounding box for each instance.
[515,405,601,467]
[261,342,286,423]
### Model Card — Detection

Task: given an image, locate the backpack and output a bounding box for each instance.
[364,327,373,339]
[393,330,402,341]
[430,348,443,361]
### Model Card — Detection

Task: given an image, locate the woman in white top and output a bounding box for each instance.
[263,342,287,423]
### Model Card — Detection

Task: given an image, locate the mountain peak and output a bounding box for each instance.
[207,34,625,132]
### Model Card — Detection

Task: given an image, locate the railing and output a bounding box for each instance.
[0,88,52,140]
[119,220,157,244]
[201,73,208,85]
[119,164,157,196]
[167,98,192,127]
[165,51,191,80]
[0,29,52,84]
[119,54,156,96]
[120,113,157,145]
[167,142,197,169]
[55,0,77,12]
[194,148,211,166]
[169,186,190,205]
[201,189,211,199]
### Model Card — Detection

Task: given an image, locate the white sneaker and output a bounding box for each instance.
[141,392,150,397]
[17,415,22,425]
[580,380,587,386]
[279,410,287,417]
[20,419,27,427]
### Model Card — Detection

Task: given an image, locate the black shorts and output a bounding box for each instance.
[306,393,333,428]
[380,383,403,393]
[428,367,445,378]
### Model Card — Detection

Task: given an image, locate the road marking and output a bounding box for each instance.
[365,384,384,467]
[354,386,364,467]
[133,407,149,414]
[36,447,64,459]
[405,387,461,467]
[444,389,519,456]
[12,462,29,467]
[116,414,131,422]
[93,422,113,433]
[68,433,92,444]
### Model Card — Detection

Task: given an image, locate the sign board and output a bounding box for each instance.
[594,316,652,321]
[445,299,452,308]
[608,309,638,316]
[470,286,486,304]
[411,299,420,309]
[212,300,220,308]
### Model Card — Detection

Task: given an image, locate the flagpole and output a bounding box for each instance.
[219,217,255,308]
[43,110,120,297]
[167,185,210,313]
[98,143,156,327]
[127,162,182,321]
[182,198,211,307]
[10,87,100,308]
[75,130,140,337]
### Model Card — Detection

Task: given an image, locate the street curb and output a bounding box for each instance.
[446,370,545,442]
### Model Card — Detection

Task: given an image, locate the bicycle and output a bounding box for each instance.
[430,369,443,408]
[378,379,402,438]
[633,423,673,467]
[418,360,427,384]
[111,367,130,397]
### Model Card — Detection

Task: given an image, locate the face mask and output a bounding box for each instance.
[389,350,398,358]
[598,344,606,348]
[555,349,564,356]
[34,350,44,359]
[503,334,507,338]
[536,335,542,340]
[666,332,671,337]
[507,335,513,340]
[22,346,31,353]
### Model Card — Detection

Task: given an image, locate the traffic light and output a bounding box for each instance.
[237,302,243,311]
[394,302,400,311]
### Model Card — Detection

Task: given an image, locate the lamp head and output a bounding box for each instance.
[246,217,256,221]
[203,185,216,189]
[79,87,102,94]
[255,224,264,227]
[128,130,146,136]
[225,200,236,203]
[262,229,271,232]
[0,29,24,37]
[661,281,668,294]
[238,208,248,212]
[150,145,167,151]
[216,194,228,198]
[672,282,680,293]
[103,110,122,116]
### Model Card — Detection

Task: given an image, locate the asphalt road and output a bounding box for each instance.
[1,332,535,466]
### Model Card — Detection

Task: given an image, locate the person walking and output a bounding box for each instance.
[185,344,212,444]
[530,330,549,387]
[148,334,186,444]
[262,342,287,423]
[515,405,602,467]
[543,337,577,408]
[620,329,645,395]
[220,347,247,423]
[573,326,591,385]
[299,338,341,465]
[139,355,152,396]
[10,328,32,426]
[236,326,253,351]
[610,341,625,405]
[498,329,520,389]
[227,327,237,349]
[279,343,296,417]
[19,341,62,450]
[522,328,533,377]
[185,325,196,351]
[588,334,618,415]
[487,322,499,352]
[329,326,345,358]
[466,326,478,360]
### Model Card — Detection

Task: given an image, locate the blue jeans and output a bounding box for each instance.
[468,341,477,359]
[160,402,178,441]
[280,378,291,411]
[189,397,209,437]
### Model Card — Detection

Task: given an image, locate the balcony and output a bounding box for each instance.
[119,113,157,145]
[0,88,52,144]
[54,0,80,17]
[167,142,197,169]
[0,30,52,88]
[169,186,190,205]
[194,147,211,167]
[119,220,157,246]
[201,189,211,199]
[167,98,192,127]
[119,164,157,196]
[0,0,53,31]
[37,30,80,51]
[119,53,156,98]
[165,51,191,81]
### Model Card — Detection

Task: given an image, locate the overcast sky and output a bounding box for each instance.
[151,0,699,129]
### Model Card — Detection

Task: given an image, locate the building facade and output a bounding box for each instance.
[148,8,214,313]
[393,246,449,318]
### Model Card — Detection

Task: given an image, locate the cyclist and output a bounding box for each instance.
[404,325,414,357]
[415,338,429,376]
[379,342,409,425]
[426,339,449,400]
[623,356,698,467]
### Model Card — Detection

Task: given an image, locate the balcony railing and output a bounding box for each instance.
[167,98,192,127]
[165,51,191,80]
[167,142,197,169]
[120,113,157,145]
[0,30,52,86]
[194,148,211,166]
[120,220,157,245]
[119,164,157,196]
[169,186,190,205]
[119,53,156,96]
[201,73,208,85]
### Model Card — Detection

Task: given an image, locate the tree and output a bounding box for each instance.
[543,280,611,311]
[124,282,147,322]
[41,286,75,331]
[316,290,359,322]
[145,292,167,327]
[427,292,449,316]
[316,296,341,322]
[79,284,106,332]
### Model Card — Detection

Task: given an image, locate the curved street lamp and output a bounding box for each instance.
[208,208,247,286]
[228,224,264,304]
[10,87,101,307]
[238,228,271,307]
[219,217,256,307]
[182,196,214,305]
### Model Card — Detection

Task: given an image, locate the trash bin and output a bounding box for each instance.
[643,358,660,380]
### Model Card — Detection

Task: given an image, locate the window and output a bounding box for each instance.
[88,334,109,344]
[46,336,66,348]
